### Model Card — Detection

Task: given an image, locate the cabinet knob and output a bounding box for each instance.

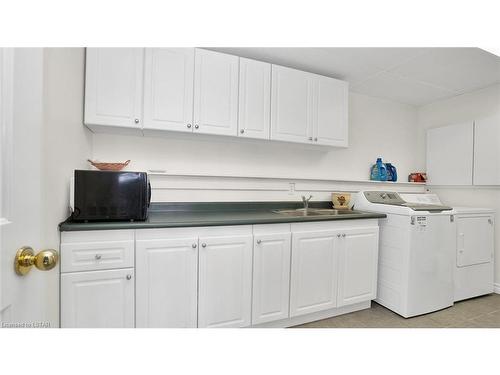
[187,124,192,129]
[314,137,318,142]
[194,124,199,129]
[202,243,207,248]
[342,233,346,238]
[126,274,132,280]
[488,219,493,225]
[95,254,102,260]
[256,239,261,244]
[134,119,139,124]
[192,243,197,248]
[337,234,341,238]
[308,137,313,141]
[240,129,245,134]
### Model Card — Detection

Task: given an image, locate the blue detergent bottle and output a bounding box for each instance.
[370,158,388,181]
[385,163,398,182]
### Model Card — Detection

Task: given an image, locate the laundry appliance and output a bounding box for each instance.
[353,191,455,318]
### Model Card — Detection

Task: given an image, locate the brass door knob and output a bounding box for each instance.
[14,246,58,276]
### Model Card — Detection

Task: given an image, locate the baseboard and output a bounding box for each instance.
[494,283,500,294]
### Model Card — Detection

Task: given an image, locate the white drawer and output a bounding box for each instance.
[61,239,134,273]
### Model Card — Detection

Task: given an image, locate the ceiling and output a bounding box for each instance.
[210,47,500,106]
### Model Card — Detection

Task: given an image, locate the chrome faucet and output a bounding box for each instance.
[301,195,313,210]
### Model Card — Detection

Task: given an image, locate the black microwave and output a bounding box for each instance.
[71,170,151,222]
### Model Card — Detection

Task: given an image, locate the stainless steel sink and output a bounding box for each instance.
[272,208,360,217]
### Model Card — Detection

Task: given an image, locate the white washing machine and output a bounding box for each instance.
[353,191,456,318]
[400,193,495,302]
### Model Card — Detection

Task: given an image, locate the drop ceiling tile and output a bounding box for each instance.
[209,47,432,84]
[351,71,456,106]
[389,48,500,92]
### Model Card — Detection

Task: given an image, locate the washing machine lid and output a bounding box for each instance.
[363,191,452,212]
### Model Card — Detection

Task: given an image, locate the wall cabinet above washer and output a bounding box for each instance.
[426,116,500,186]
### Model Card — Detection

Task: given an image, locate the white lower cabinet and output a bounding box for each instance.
[135,237,198,328]
[252,225,291,324]
[61,268,134,328]
[336,227,379,307]
[198,234,253,328]
[290,230,339,317]
[60,221,379,328]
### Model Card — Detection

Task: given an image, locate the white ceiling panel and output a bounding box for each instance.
[389,48,500,93]
[206,47,500,106]
[351,71,456,106]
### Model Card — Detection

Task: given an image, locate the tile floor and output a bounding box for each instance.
[294,294,500,328]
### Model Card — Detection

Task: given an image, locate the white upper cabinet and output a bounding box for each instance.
[136,237,198,328]
[271,65,314,144]
[473,116,500,185]
[238,58,271,140]
[289,230,338,317]
[198,234,253,328]
[193,49,239,136]
[85,48,144,129]
[314,76,348,147]
[426,122,474,185]
[143,48,195,133]
[252,228,291,324]
[337,227,379,307]
[271,65,349,146]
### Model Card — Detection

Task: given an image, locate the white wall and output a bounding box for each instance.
[417,83,500,286]
[93,92,421,201]
[41,48,92,324]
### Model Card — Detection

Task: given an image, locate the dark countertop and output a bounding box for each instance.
[59,201,386,232]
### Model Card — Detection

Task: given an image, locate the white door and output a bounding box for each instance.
[337,227,379,307]
[61,268,134,328]
[473,116,500,185]
[271,65,314,144]
[314,76,348,147]
[84,48,144,129]
[193,49,239,136]
[238,58,271,140]
[289,230,338,317]
[1,49,59,328]
[136,237,198,328]
[198,234,253,328]
[252,232,291,325]
[426,122,474,185]
[143,48,195,133]
[457,215,494,267]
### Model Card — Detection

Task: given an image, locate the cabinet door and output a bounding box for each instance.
[193,49,239,136]
[198,235,253,328]
[457,216,494,267]
[337,227,379,307]
[426,122,474,185]
[143,48,195,132]
[314,76,348,147]
[238,58,271,140]
[252,233,291,324]
[473,116,500,185]
[61,268,134,328]
[136,237,198,328]
[290,230,338,317]
[84,48,144,128]
[271,65,314,144]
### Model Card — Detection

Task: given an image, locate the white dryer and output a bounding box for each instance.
[400,193,495,302]
[353,191,456,318]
